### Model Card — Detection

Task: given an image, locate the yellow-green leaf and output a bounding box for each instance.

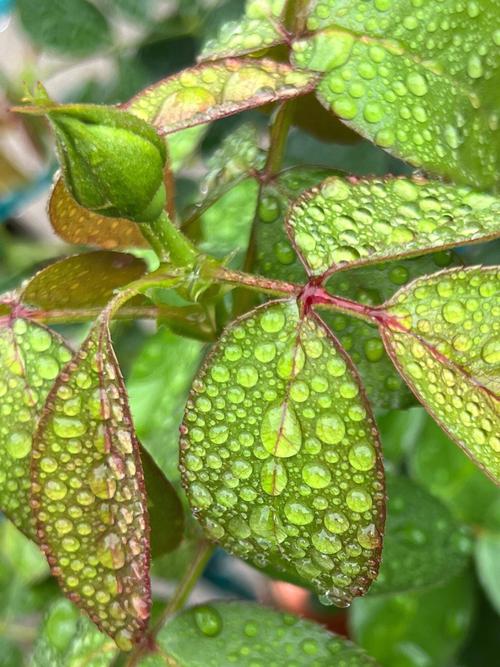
[287,175,500,276]
[379,266,500,483]
[0,317,72,538]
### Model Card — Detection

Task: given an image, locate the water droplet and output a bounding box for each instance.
[98,533,125,570]
[284,501,314,525]
[194,605,222,637]
[261,403,302,457]
[316,414,345,444]
[442,301,466,324]
[349,443,376,471]
[89,464,117,500]
[6,430,31,459]
[302,462,331,489]
[260,459,288,495]
[45,479,68,501]
[346,488,373,513]
[53,417,87,439]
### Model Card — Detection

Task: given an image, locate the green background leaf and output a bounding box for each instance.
[475,533,500,615]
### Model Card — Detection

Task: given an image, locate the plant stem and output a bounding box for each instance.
[215,266,301,298]
[144,212,199,266]
[263,101,296,178]
[151,540,214,636]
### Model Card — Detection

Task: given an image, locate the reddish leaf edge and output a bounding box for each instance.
[29,309,152,648]
[284,174,500,280]
[376,265,500,485]
[122,58,319,135]
[180,297,386,601]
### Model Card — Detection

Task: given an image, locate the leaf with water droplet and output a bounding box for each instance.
[31,598,117,667]
[350,570,475,667]
[49,178,148,250]
[124,59,318,134]
[294,2,500,188]
[22,251,147,311]
[31,312,151,650]
[200,0,287,61]
[181,299,385,606]
[0,317,72,538]
[287,175,500,276]
[379,266,500,483]
[371,475,471,595]
[151,600,379,666]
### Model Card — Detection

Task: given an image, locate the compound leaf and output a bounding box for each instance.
[17,0,110,56]
[31,313,151,650]
[0,317,72,538]
[371,475,471,595]
[287,175,500,276]
[124,59,317,134]
[200,0,287,61]
[49,178,148,250]
[379,266,500,483]
[152,601,379,666]
[293,1,500,188]
[181,300,385,606]
[22,252,147,311]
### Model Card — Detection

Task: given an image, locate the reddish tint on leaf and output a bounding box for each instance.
[378,266,500,484]
[49,178,148,250]
[124,58,318,134]
[22,251,147,311]
[31,312,151,650]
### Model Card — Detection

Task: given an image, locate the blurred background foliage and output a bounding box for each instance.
[0,1,499,665]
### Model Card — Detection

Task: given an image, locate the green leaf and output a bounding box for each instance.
[31,314,151,650]
[350,571,476,667]
[475,533,500,615]
[287,175,500,276]
[168,126,208,173]
[0,317,72,538]
[124,59,317,134]
[140,446,184,559]
[200,0,286,61]
[293,1,500,189]
[128,327,204,483]
[150,601,379,666]
[31,599,117,667]
[377,406,427,465]
[379,266,500,483]
[17,0,110,56]
[0,521,48,585]
[49,178,148,250]
[22,252,147,311]
[371,475,471,595]
[181,300,385,606]
[408,416,500,528]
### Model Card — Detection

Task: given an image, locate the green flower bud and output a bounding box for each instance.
[16,91,167,223]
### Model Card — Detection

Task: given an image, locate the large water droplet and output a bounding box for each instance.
[260,403,302,457]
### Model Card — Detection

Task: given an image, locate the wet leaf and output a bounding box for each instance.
[475,533,500,614]
[408,416,500,529]
[49,178,148,250]
[379,266,500,483]
[128,327,204,483]
[181,300,385,606]
[22,252,147,311]
[32,599,117,667]
[17,0,110,56]
[151,601,379,666]
[31,314,151,650]
[294,1,500,188]
[200,0,286,61]
[371,476,471,596]
[0,521,48,584]
[0,318,72,538]
[124,59,317,134]
[168,126,207,173]
[287,175,500,276]
[350,571,476,667]
[140,446,184,559]
[255,181,458,408]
